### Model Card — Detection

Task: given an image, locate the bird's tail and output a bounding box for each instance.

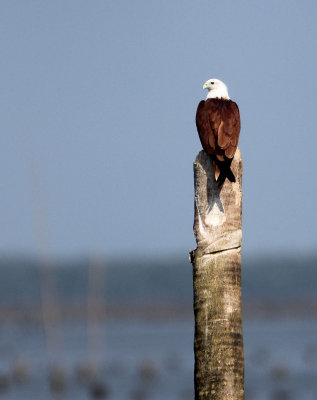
[211,157,235,187]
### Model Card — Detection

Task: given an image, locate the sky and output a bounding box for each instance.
[1,0,316,258]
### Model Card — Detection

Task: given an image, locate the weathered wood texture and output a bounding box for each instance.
[191,149,244,400]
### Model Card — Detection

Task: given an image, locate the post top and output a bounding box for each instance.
[193,149,242,254]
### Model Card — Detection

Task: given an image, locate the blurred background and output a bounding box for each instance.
[0,1,317,399]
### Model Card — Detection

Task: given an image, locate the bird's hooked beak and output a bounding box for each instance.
[203,81,208,90]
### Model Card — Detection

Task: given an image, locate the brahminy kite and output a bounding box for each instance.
[196,78,240,186]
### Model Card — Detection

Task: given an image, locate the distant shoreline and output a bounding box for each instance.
[1,299,317,324]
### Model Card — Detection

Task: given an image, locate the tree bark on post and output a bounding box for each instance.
[190,149,244,400]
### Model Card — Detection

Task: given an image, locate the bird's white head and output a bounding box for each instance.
[202,78,230,100]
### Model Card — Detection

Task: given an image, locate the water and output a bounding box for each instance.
[1,318,317,399]
[244,319,317,400]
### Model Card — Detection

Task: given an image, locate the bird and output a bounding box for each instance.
[195,78,240,187]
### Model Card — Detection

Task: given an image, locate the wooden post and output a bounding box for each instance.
[190,149,244,400]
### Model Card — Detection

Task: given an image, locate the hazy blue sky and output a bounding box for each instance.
[1,1,316,257]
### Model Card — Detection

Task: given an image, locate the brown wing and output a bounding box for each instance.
[196,99,240,160]
[217,100,240,159]
[195,100,221,154]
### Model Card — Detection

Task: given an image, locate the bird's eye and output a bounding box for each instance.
[211,82,214,85]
